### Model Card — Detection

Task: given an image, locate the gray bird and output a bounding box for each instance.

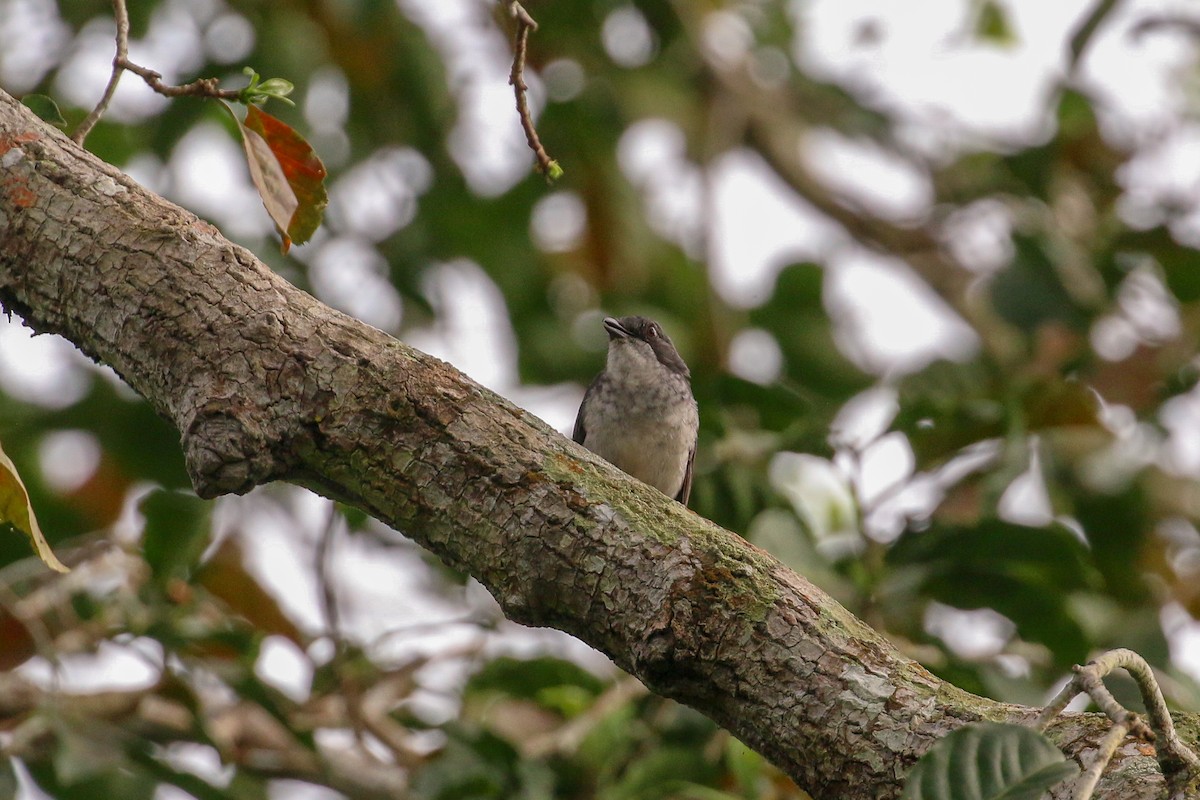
[573,316,699,505]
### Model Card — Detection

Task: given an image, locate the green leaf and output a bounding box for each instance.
[1072,486,1152,604]
[542,160,564,181]
[975,1,1016,45]
[53,724,129,786]
[989,235,1090,333]
[0,438,68,572]
[902,722,1078,800]
[599,747,717,800]
[26,757,158,800]
[724,736,767,798]
[139,489,211,587]
[749,263,872,401]
[662,784,744,800]
[467,656,606,703]
[21,94,67,127]
[411,728,520,800]
[578,701,640,776]
[888,519,1095,590]
[0,758,17,797]
[888,519,1098,664]
[236,68,296,107]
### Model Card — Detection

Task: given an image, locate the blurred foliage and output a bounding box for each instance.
[3,0,1200,797]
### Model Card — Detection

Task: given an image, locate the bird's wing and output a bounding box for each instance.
[675,441,696,506]
[571,405,586,444]
[572,374,602,444]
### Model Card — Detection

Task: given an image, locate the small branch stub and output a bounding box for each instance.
[505,0,562,182]
[1036,649,1200,799]
[73,0,293,145]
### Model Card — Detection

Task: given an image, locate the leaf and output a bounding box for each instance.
[600,747,718,800]
[748,263,872,401]
[0,758,17,797]
[226,103,328,253]
[724,736,767,799]
[53,723,129,786]
[140,489,211,587]
[238,68,296,107]
[902,723,1077,800]
[888,519,1098,664]
[195,536,304,644]
[411,728,520,800]
[0,439,68,572]
[467,656,606,703]
[662,785,743,800]
[989,235,1090,333]
[893,360,1006,467]
[975,0,1016,46]
[22,94,67,127]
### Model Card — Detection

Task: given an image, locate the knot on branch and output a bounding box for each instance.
[182,404,279,497]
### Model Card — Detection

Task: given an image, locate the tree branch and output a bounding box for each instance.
[504,0,560,180]
[0,673,409,800]
[73,0,243,144]
[0,89,1186,800]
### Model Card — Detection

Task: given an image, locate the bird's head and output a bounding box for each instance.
[603,316,690,379]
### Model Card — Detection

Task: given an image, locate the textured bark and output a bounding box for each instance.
[0,90,1191,799]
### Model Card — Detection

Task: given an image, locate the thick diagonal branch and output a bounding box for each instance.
[0,90,1183,800]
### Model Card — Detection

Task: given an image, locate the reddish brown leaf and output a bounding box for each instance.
[196,537,305,645]
[0,611,36,670]
[0,439,67,573]
[1023,378,1102,430]
[234,104,328,253]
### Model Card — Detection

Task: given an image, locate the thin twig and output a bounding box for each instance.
[1067,0,1125,75]
[315,502,373,753]
[1070,663,1153,740]
[505,0,560,180]
[1072,720,1130,800]
[1088,649,1200,771]
[73,0,132,143]
[1037,647,1200,796]
[316,500,342,645]
[1036,678,1082,732]
[73,0,243,145]
[118,61,241,101]
[1130,14,1200,40]
[524,677,648,757]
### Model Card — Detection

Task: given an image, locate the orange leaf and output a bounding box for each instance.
[233,104,328,253]
[0,440,68,572]
[196,537,305,645]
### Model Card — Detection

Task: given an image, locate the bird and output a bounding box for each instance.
[573,315,699,505]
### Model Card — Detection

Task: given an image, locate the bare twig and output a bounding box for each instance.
[1072,720,1131,800]
[1089,649,1200,772]
[73,0,243,145]
[118,61,241,102]
[1067,0,1125,75]
[524,676,648,757]
[1130,14,1200,40]
[316,500,342,644]
[0,672,408,800]
[504,0,561,181]
[314,501,372,752]
[1037,648,1200,798]
[73,0,131,143]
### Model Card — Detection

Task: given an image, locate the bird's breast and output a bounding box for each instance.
[581,375,698,497]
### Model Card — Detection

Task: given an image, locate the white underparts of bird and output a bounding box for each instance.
[573,315,699,505]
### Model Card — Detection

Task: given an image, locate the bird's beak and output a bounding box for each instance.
[603,317,630,339]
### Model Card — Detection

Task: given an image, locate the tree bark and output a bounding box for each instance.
[0,90,1190,799]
